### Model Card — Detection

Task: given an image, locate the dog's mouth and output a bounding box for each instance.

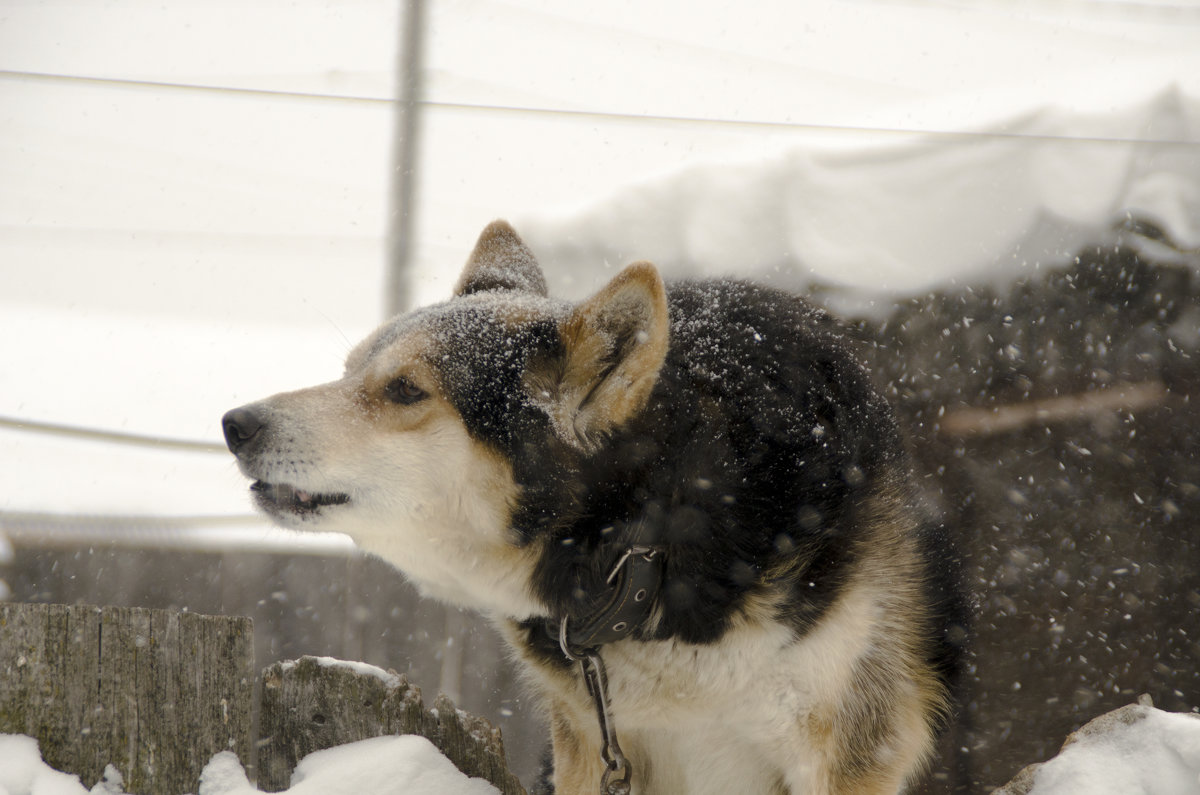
[251,481,350,517]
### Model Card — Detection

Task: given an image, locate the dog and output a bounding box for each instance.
[223,221,965,795]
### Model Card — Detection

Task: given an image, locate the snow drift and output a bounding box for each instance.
[5,701,1200,794]
[0,733,500,795]
[518,88,1200,310]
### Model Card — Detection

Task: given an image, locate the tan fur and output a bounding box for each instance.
[236,325,547,618]
[526,261,669,451]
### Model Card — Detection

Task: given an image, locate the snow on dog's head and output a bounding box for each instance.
[222,221,669,618]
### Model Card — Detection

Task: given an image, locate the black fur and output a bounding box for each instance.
[426,280,961,684]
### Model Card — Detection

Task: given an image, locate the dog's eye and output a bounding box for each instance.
[384,376,427,405]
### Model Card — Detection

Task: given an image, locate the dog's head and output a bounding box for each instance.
[222,221,668,616]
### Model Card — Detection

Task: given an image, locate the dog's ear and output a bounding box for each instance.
[454,220,548,297]
[527,262,669,451]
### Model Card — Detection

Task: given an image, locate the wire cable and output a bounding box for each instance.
[0,414,227,454]
[2,68,1196,148]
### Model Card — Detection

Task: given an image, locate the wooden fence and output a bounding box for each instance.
[0,602,526,795]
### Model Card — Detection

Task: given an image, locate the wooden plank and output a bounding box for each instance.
[938,380,1168,437]
[0,602,255,794]
[258,655,526,795]
[1,539,544,784]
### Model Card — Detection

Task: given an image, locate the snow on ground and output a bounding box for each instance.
[1003,704,1200,795]
[0,734,499,795]
[0,735,109,795]
[4,703,1200,794]
[198,736,500,795]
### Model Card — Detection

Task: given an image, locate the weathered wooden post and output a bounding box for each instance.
[258,655,526,795]
[0,602,255,794]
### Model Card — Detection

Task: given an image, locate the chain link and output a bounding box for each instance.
[559,619,634,794]
[580,651,631,795]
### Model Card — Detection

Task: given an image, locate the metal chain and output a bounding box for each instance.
[559,620,633,795]
[580,651,631,795]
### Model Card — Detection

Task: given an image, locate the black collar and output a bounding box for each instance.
[552,543,665,656]
[545,512,667,656]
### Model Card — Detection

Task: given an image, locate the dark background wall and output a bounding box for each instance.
[848,234,1200,791]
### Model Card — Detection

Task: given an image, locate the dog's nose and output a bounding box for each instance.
[222,406,265,455]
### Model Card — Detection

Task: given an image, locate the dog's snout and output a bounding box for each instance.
[222,406,265,455]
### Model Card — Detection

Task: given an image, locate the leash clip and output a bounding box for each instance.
[558,623,631,795]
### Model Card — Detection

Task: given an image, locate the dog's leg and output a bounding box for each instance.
[784,689,936,795]
[548,703,608,795]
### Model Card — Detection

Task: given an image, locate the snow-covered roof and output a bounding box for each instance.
[519,87,1200,308]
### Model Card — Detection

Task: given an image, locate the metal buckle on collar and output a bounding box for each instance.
[606,544,658,585]
[560,544,663,653]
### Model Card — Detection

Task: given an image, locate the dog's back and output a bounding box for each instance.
[508,278,965,794]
